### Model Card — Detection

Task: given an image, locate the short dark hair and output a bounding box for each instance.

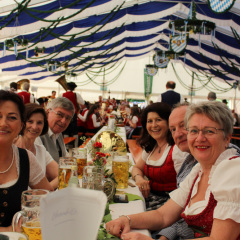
[138,102,174,152]
[10,82,18,90]
[166,81,176,89]
[20,103,48,136]
[0,90,25,122]
[67,82,77,91]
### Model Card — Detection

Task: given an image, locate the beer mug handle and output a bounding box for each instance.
[104,178,115,201]
[12,211,24,232]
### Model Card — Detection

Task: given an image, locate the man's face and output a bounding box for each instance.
[169,106,190,153]
[47,107,73,134]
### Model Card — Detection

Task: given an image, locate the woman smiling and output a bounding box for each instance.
[14,103,58,190]
[0,91,53,232]
[106,101,240,240]
[131,102,186,210]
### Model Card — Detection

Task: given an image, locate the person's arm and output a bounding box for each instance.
[27,150,54,191]
[92,114,101,127]
[46,160,59,190]
[0,225,13,232]
[31,177,54,191]
[131,152,150,198]
[106,199,183,238]
[76,92,84,105]
[128,116,138,129]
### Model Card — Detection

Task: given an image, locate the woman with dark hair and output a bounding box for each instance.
[131,102,186,210]
[86,103,105,133]
[0,91,53,231]
[125,106,142,139]
[14,103,58,190]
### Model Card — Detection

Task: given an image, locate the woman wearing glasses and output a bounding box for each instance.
[106,101,240,240]
[14,103,59,190]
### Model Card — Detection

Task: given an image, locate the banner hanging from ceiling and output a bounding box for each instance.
[144,68,153,98]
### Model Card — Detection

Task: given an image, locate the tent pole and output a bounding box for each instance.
[191,72,194,103]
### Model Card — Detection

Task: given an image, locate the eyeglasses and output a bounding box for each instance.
[186,127,224,138]
[50,109,72,122]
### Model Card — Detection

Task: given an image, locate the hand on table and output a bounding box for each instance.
[105,216,131,238]
[121,232,153,240]
[135,177,150,198]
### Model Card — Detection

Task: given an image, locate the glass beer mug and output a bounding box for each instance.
[72,148,87,178]
[12,189,49,240]
[82,166,115,201]
[112,155,129,189]
[58,157,77,189]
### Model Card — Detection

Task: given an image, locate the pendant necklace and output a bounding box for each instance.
[0,154,14,174]
[158,142,167,153]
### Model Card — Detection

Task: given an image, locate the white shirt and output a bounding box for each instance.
[78,108,88,122]
[170,148,240,223]
[35,143,54,175]
[0,145,44,188]
[92,113,101,128]
[142,144,187,174]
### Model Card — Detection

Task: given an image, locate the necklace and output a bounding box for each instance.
[158,142,167,153]
[0,154,14,174]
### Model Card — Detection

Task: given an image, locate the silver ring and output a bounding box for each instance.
[141,186,144,189]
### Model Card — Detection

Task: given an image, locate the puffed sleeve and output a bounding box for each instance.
[211,157,240,223]
[172,145,189,174]
[27,150,45,186]
[170,163,201,208]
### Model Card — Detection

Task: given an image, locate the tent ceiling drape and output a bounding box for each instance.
[0,0,239,83]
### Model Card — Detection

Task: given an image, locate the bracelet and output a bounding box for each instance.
[133,173,141,181]
[119,215,131,227]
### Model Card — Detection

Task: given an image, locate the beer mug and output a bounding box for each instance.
[112,155,129,189]
[12,189,49,240]
[58,157,77,189]
[82,166,115,201]
[72,148,87,178]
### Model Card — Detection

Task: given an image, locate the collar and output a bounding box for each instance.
[48,128,60,140]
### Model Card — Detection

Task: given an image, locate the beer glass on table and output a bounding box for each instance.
[58,157,77,189]
[72,148,87,179]
[112,155,129,189]
[12,189,49,240]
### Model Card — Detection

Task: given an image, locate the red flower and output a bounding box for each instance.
[93,142,102,148]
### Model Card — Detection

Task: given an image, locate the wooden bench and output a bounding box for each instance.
[64,136,77,145]
[127,139,143,164]
[85,132,95,138]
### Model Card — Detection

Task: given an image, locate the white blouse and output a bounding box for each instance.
[142,144,187,174]
[0,144,45,188]
[35,143,54,175]
[170,148,240,223]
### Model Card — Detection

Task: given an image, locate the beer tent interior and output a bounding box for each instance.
[0,0,240,107]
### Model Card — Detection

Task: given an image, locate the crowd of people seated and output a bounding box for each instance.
[1,86,240,239]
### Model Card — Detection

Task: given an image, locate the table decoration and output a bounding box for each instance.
[86,141,117,202]
[98,203,120,240]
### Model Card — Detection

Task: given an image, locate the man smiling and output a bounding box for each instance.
[35,97,75,163]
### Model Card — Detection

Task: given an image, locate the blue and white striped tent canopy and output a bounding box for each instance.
[0,0,239,83]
